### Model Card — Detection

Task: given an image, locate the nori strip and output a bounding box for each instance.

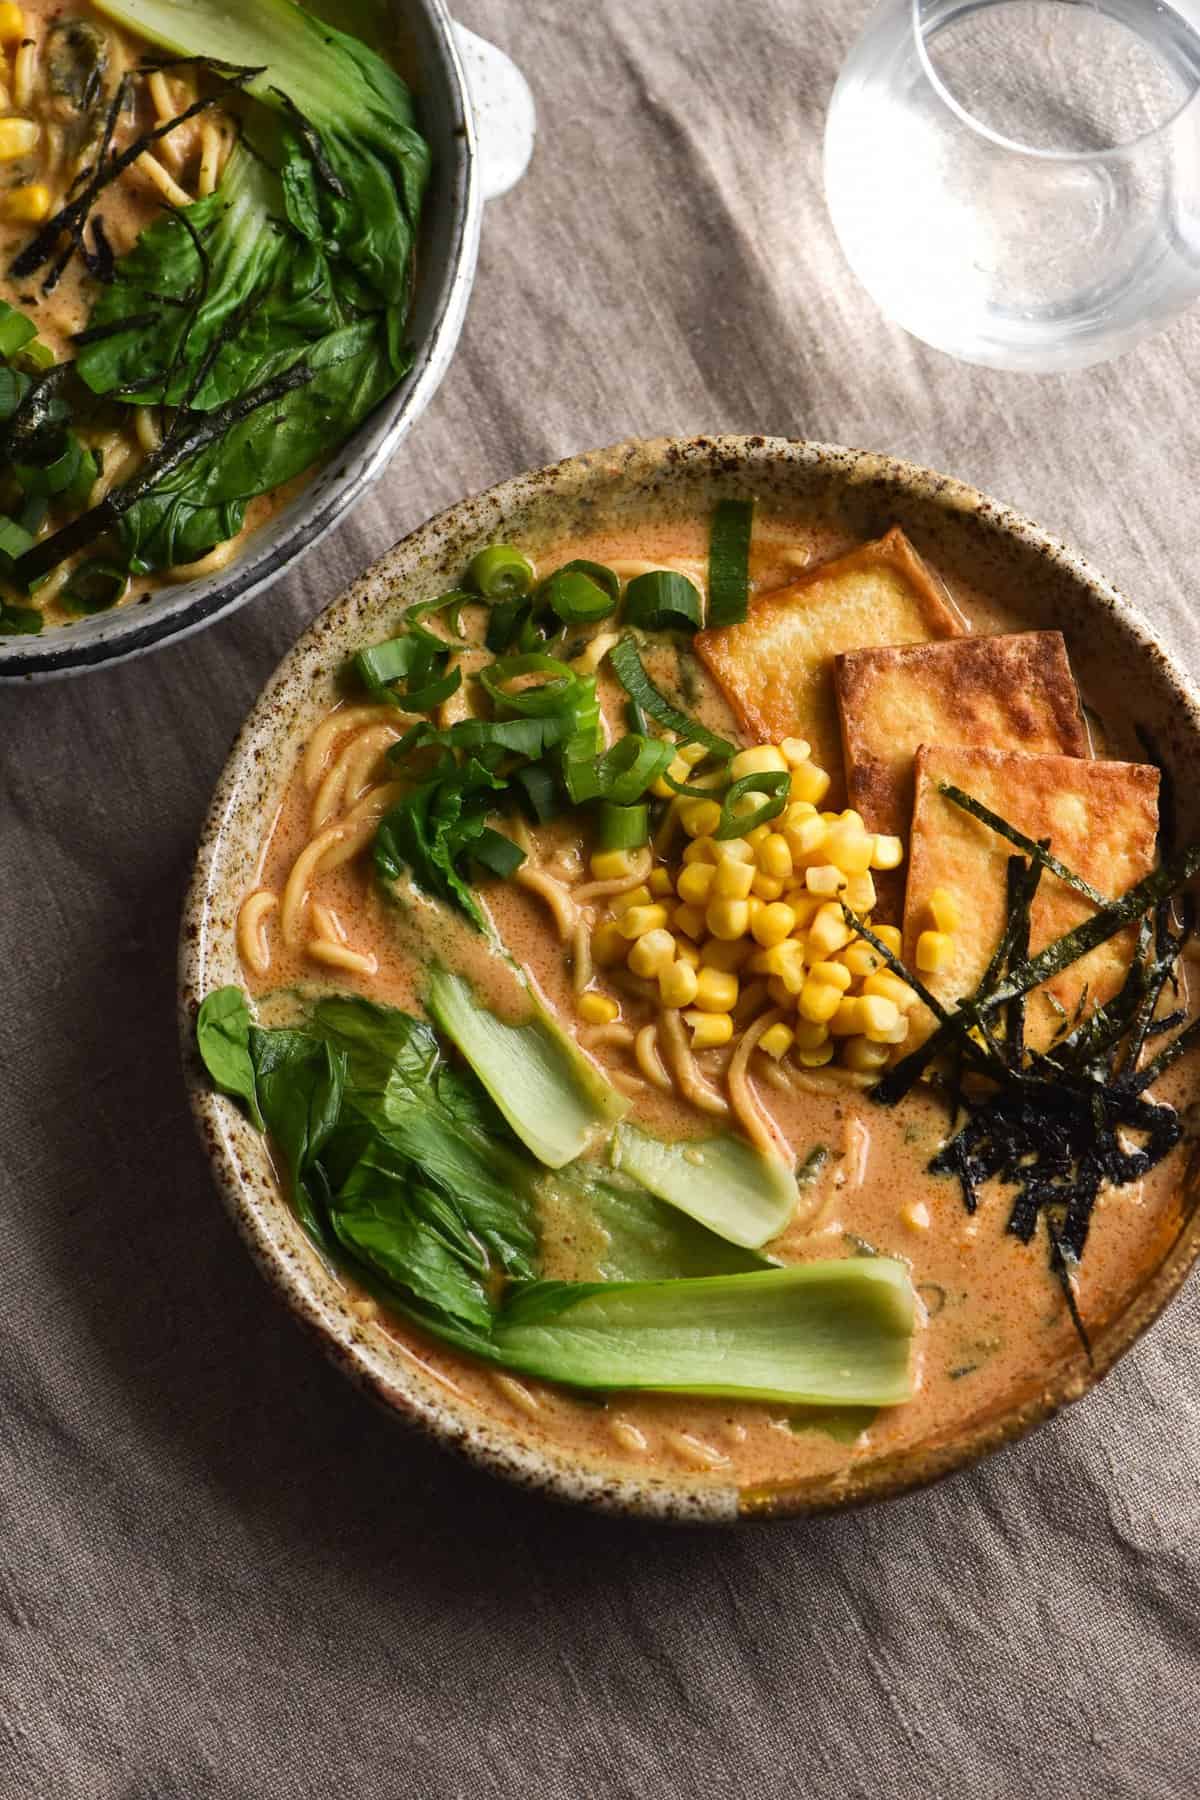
[939,782,1108,906]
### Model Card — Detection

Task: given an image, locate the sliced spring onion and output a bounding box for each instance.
[597,801,650,851]
[565,732,674,806]
[555,559,620,604]
[0,299,37,359]
[485,595,528,652]
[401,665,462,713]
[404,589,470,644]
[607,636,734,760]
[0,515,36,565]
[354,632,433,705]
[479,652,582,718]
[711,770,790,839]
[623,570,703,632]
[514,762,561,823]
[13,432,86,498]
[707,497,754,628]
[60,557,129,614]
[0,365,31,421]
[472,827,526,878]
[469,543,534,600]
[541,566,618,625]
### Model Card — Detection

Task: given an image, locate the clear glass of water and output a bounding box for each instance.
[824,0,1200,370]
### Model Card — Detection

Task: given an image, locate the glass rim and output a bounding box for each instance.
[911,0,1200,162]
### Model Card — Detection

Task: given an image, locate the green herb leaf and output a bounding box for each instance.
[707,497,754,627]
[195,986,263,1129]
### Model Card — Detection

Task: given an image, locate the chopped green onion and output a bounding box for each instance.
[0,600,42,634]
[623,570,703,632]
[14,433,85,498]
[514,762,561,823]
[479,652,582,718]
[19,339,55,372]
[64,446,99,513]
[0,365,30,421]
[597,801,649,851]
[401,665,462,713]
[541,567,617,625]
[608,636,734,760]
[712,771,790,840]
[404,589,470,644]
[472,828,526,878]
[469,543,534,600]
[554,559,621,604]
[17,494,48,536]
[565,733,674,806]
[60,557,129,615]
[0,299,37,359]
[0,515,36,565]
[707,497,754,627]
[354,633,429,704]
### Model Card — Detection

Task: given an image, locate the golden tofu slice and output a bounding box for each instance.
[695,528,964,793]
[904,745,1159,1054]
[835,630,1088,841]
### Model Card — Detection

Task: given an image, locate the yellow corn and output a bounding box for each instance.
[590,847,640,881]
[862,970,918,1013]
[758,1023,795,1060]
[784,815,828,862]
[916,929,953,972]
[651,754,691,799]
[745,894,763,926]
[860,994,901,1040]
[617,903,670,940]
[766,975,794,1008]
[684,1009,734,1048]
[797,1040,835,1067]
[659,959,699,1007]
[757,832,793,880]
[706,897,751,940]
[929,887,962,932]
[693,967,739,1013]
[700,938,753,972]
[612,883,652,916]
[713,836,754,864]
[677,861,716,905]
[874,924,902,956]
[675,938,701,968]
[743,824,772,851]
[808,959,852,991]
[842,1035,891,1073]
[578,992,619,1026]
[779,737,811,766]
[681,798,722,837]
[0,118,39,160]
[872,834,905,871]
[843,871,877,913]
[783,800,818,828]
[712,857,755,900]
[731,744,787,779]
[592,922,627,966]
[824,820,875,874]
[901,1199,931,1232]
[677,740,708,768]
[805,864,847,896]
[648,867,674,897]
[820,810,841,824]
[672,903,707,941]
[874,1012,911,1046]
[798,978,843,1025]
[628,928,677,978]
[751,871,785,901]
[2,182,50,222]
[682,835,718,865]
[830,997,868,1037]
[840,939,881,978]
[751,901,797,949]
[0,5,25,43]
[807,902,852,960]
[793,1017,830,1051]
[788,761,831,805]
[786,893,824,928]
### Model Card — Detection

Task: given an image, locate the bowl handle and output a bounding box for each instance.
[452,22,536,201]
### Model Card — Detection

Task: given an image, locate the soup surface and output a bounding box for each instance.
[213,506,1200,1495]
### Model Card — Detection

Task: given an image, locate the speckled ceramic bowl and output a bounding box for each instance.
[179,435,1200,1523]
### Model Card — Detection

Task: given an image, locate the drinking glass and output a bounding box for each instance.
[824,0,1200,370]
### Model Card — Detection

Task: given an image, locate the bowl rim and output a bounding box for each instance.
[0,0,480,684]
[179,432,1200,1523]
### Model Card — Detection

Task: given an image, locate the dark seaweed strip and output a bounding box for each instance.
[70,310,160,346]
[1146,1009,1187,1039]
[1005,856,1036,1069]
[837,907,949,1021]
[37,73,129,294]
[1127,1013,1200,1095]
[11,362,314,584]
[83,216,116,284]
[939,783,1108,907]
[1046,1220,1093,1361]
[272,88,348,198]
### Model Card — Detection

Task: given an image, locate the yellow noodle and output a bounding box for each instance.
[727,1010,787,1158]
[197,121,223,198]
[608,1416,648,1454]
[636,1022,673,1093]
[732,978,768,1028]
[135,150,193,209]
[658,1007,729,1117]
[147,69,177,123]
[509,814,535,858]
[302,705,390,787]
[573,847,652,903]
[515,865,578,939]
[134,407,162,455]
[307,937,378,977]
[236,889,278,977]
[611,1070,649,1097]
[43,122,62,170]
[761,1062,793,1091]
[168,537,245,583]
[89,439,140,505]
[280,824,346,947]
[570,629,620,675]
[310,902,348,945]
[571,919,593,994]
[492,1373,542,1416]
[790,1067,879,1097]
[12,40,37,110]
[316,783,404,875]
[0,78,10,111]
[579,1023,636,1051]
[340,722,405,807]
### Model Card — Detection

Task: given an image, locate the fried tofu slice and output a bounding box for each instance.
[835,630,1088,841]
[695,529,964,793]
[903,745,1159,1054]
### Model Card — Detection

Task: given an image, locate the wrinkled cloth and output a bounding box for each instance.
[2,3,1198,1795]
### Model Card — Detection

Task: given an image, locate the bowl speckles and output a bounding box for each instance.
[179,435,1200,1523]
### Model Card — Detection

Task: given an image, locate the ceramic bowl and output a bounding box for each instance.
[179,434,1200,1522]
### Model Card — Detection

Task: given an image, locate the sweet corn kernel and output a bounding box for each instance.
[830,997,868,1036]
[744,822,771,848]
[677,861,716,905]
[808,959,852,991]
[745,894,763,926]
[824,821,875,874]
[677,739,708,768]
[842,1035,891,1073]
[784,815,828,862]
[862,970,918,1012]
[783,800,818,827]
[751,901,797,949]
[749,941,805,984]
[676,938,701,968]
[693,967,739,1012]
[673,903,706,941]
[577,992,619,1026]
[730,792,765,822]
[700,937,753,972]
[611,883,652,916]
[805,863,847,896]
[648,867,674,897]
[757,832,793,880]
[731,744,787,779]
[651,754,691,799]
[779,737,811,766]
[659,959,699,1007]
[796,1040,835,1067]
[859,994,901,1041]
[617,903,670,940]
[0,4,24,41]
[712,858,755,900]
[713,835,754,864]
[787,893,824,929]
[751,872,785,902]
[681,798,722,837]
[592,922,627,966]
[901,1199,932,1232]
[590,846,640,881]
[0,118,39,160]
[766,975,793,1007]
[820,810,841,823]
[706,898,751,941]
[874,924,902,955]
[793,1017,830,1051]
[3,182,50,223]
[929,886,962,932]
[798,979,843,1025]
[874,1012,911,1046]
[840,940,881,979]
[628,927,677,977]
[916,929,953,972]
[843,871,877,913]
[871,834,905,871]
[684,1009,734,1048]
[789,761,831,804]
[758,1023,795,1060]
[807,902,852,959]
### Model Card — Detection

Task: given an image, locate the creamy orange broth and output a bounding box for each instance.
[242,511,1200,1491]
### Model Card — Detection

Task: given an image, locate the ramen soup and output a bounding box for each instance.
[197,504,1200,1497]
[0,0,427,636]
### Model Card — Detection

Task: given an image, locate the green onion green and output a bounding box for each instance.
[597,801,650,851]
[623,570,703,632]
[541,566,618,625]
[707,497,754,628]
[60,557,130,614]
[608,636,734,760]
[469,543,535,600]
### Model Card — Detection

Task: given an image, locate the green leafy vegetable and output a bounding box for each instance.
[707,497,754,627]
[623,570,703,632]
[611,1122,798,1249]
[196,986,263,1129]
